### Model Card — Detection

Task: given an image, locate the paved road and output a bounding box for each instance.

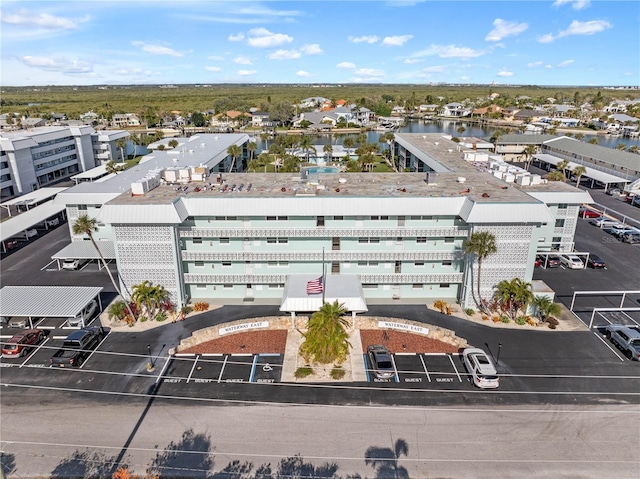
[1,398,637,479]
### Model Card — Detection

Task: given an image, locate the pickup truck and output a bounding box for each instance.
[50,326,107,367]
[604,324,640,361]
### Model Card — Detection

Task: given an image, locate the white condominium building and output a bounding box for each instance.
[55,133,591,313]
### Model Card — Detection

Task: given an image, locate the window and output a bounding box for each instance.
[444,237,454,243]
[267,237,288,244]
[222,262,232,267]
[267,216,287,221]
[440,283,450,288]
[358,261,378,267]
[417,237,427,243]
[414,261,425,266]
[557,203,568,209]
[269,283,285,289]
[370,215,388,220]
[334,216,344,220]
[358,237,379,244]
[442,260,452,267]
[223,284,233,289]
[78,205,87,211]
[195,261,204,267]
[267,237,277,244]
[193,237,202,244]
[555,219,565,228]
[412,283,423,289]
[220,237,230,244]
[362,284,378,290]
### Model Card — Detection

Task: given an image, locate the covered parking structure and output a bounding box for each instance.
[0,187,68,217]
[1,200,67,253]
[51,241,116,270]
[280,274,368,321]
[71,164,121,184]
[0,286,103,329]
[533,153,631,190]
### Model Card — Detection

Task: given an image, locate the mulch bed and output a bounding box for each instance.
[179,329,460,355]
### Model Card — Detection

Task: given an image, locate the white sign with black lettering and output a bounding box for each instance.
[219,321,269,335]
[377,321,429,335]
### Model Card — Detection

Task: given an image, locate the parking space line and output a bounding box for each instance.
[186,355,199,383]
[40,259,57,271]
[448,354,463,382]
[249,355,259,382]
[362,354,370,382]
[593,332,625,361]
[18,337,50,368]
[174,353,196,357]
[155,356,171,384]
[419,354,431,382]
[79,333,109,369]
[395,352,415,356]
[52,336,67,340]
[390,355,400,382]
[201,353,223,357]
[217,355,228,383]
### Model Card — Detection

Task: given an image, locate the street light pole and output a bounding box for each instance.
[146,344,154,371]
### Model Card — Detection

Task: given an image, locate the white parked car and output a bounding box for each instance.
[67,299,98,327]
[462,348,499,389]
[560,254,584,269]
[62,258,84,270]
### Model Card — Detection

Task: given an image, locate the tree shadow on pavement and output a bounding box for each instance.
[147,428,214,479]
[1,452,16,477]
[50,449,123,479]
[364,438,409,479]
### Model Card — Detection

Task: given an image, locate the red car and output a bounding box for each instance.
[579,207,601,219]
[1,329,46,358]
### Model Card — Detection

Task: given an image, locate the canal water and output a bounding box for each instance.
[253,118,640,152]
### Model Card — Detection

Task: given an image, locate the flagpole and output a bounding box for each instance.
[321,247,326,304]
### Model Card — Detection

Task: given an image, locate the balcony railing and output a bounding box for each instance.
[179,226,469,239]
[183,272,464,284]
[181,250,464,261]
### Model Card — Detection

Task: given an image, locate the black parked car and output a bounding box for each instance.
[587,254,606,269]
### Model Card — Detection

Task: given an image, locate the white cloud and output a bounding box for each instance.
[381,35,413,46]
[527,61,543,67]
[539,19,611,42]
[348,35,379,44]
[412,44,485,59]
[297,70,312,77]
[559,19,612,37]
[246,28,293,48]
[208,55,224,61]
[268,49,301,60]
[234,56,252,65]
[237,69,257,76]
[404,58,423,64]
[2,9,82,30]
[497,69,514,77]
[354,68,385,78]
[553,0,591,10]
[336,62,356,69]
[557,59,575,67]
[205,66,222,72]
[301,44,322,55]
[545,64,553,69]
[132,41,183,57]
[485,19,528,42]
[228,33,245,42]
[20,55,92,74]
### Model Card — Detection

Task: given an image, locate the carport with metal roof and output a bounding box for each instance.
[0,286,103,328]
[0,187,68,217]
[1,200,67,252]
[533,153,631,190]
[51,241,116,270]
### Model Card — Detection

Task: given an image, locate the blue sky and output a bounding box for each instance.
[1,0,638,86]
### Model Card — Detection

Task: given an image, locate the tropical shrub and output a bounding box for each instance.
[193,301,209,312]
[107,300,128,321]
[330,366,346,380]
[464,308,475,316]
[294,366,313,378]
[180,305,193,316]
[433,300,448,314]
[515,316,527,326]
[299,301,351,364]
[155,310,168,322]
[501,316,511,323]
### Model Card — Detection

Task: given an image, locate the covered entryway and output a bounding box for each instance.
[279,274,368,320]
[0,286,103,328]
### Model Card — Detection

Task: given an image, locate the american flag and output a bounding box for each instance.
[306,276,323,294]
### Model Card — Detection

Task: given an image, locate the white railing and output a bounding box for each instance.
[181,250,464,261]
[179,226,469,238]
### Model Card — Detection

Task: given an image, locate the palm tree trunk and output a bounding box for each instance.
[476,260,483,312]
[89,235,136,321]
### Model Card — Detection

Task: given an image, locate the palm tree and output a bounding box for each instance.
[464,231,497,312]
[322,143,333,163]
[131,134,141,158]
[572,165,587,185]
[365,438,409,479]
[343,136,355,158]
[115,138,127,162]
[260,132,270,150]
[132,280,154,320]
[532,296,562,322]
[298,135,316,164]
[495,278,534,321]
[556,159,570,178]
[546,170,567,182]
[72,215,136,322]
[247,141,257,163]
[523,144,537,170]
[227,144,242,172]
[299,300,351,365]
[105,160,121,175]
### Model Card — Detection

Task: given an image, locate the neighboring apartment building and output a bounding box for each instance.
[53,133,590,313]
[0,126,96,199]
